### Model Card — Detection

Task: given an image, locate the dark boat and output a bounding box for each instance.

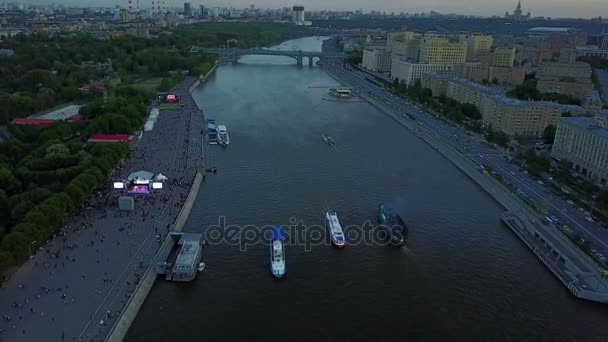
[378,203,408,245]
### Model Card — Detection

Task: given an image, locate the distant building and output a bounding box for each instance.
[184,2,192,17]
[446,78,584,136]
[391,59,454,85]
[291,6,310,25]
[525,27,588,54]
[491,48,516,67]
[552,111,608,186]
[419,37,466,64]
[574,45,608,60]
[421,72,454,97]
[582,91,604,110]
[505,0,531,21]
[536,61,593,99]
[362,48,391,72]
[459,33,493,62]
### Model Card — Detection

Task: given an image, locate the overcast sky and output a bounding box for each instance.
[26,0,608,18]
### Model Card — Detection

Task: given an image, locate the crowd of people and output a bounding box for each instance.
[0,76,207,342]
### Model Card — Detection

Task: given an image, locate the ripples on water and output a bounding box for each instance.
[127,37,608,342]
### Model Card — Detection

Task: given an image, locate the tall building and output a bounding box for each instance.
[505,0,531,21]
[184,2,191,17]
[419,37,466,64]
[460,33,493,61]
[292,6,304,23]
[491,48,516,67]
[552,112,608,185]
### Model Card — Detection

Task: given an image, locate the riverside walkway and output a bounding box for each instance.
[0,76,206,342]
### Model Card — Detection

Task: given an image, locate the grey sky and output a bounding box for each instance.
[27,0,608,18]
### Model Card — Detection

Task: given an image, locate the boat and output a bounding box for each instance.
[269,226,286,278]
[325,210,346,248]
[322,134,335,146]
[217,125,230,146]
[197,262,206,272]
[328,88,352,98]
[206,119,218,144]
[378,203,408,245]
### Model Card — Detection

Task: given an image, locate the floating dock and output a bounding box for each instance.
[155,232,204,282]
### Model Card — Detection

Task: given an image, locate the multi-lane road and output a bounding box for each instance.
[322,57,608,266]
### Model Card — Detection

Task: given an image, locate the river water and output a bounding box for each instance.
[127,37,608,341]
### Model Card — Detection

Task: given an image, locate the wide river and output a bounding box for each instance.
[127,37,608,341]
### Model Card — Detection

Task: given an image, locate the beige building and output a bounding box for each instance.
[453,63,525,85]
[391,59,454,85]
[536,61,593,99]
[492,48,516,67]
[460,33,493,61]
[552,112,608,185]
[419,37,467,64]
[362,48,391,72]
[391,40,420,62]
[446,78,585,136]
[421,72,453,97]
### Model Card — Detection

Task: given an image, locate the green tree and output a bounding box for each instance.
[543,124,556,144]
[158,78,172,92]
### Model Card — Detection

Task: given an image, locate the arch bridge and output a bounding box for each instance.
[205,48,338,66]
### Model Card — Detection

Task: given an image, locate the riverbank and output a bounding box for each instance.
[327,67,608,304]
[0,75,206,342]
[105,171,204,342]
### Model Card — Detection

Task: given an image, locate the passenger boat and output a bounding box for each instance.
[217,125,230,146]
[206,119,218,144]
[325,210,346,248]
[328,88,352,98]
[378,203,408,246]
[269,226,286,278]
[322,134,335,146]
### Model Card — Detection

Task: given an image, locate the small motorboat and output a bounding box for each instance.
[322,134,335,146]
[197,262,206,272]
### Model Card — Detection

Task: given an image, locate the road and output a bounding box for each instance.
[322,57,608,266]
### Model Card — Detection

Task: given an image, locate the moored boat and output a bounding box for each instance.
[217,125,230,146]
[325,210,346,248]
[322,134,335,146]
[270,226,286,278]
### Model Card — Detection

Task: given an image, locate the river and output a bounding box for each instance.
[126,37,608,341]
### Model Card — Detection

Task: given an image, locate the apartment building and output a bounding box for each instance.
[459,33,493,61]
[419,37,467,64]
[362,48,391,72]
[536,61,593,99]
[391,59,454,85]
[446,78,584,136]
[552,112,608,185]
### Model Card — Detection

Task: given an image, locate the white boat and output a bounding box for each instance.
[197,262,206,272]
[270,226,286,278]
[325,210,346,248]
[328,88,352,98]
[217,125,230,146]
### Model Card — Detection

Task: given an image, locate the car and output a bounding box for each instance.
[585,216,594,223]
[591,249,598,254]
[537,180,544,185]
[567,200,575,205]
[510,171,516,176]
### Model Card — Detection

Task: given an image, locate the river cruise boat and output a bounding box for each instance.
[207,119,218,144]
[325,210,346,248]
[270,226,286,278]
[217,125,230,146]
[328,88,352,98]
[378,203,408,246]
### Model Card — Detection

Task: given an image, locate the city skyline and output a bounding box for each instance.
[16,0,608,19]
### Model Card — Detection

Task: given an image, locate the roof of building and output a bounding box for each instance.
[174,233,203,270]
[88,134,130,141]
[37,104,82,121]
[449,78,585,110]
[527,27,572,33]
[561,115,608,139]
[12,118,55,125]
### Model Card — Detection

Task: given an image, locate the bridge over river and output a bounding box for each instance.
[204,47,342,66]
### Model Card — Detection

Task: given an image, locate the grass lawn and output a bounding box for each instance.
[159,103,177,110]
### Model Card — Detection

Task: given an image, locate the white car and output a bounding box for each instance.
[585,216,594,223]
